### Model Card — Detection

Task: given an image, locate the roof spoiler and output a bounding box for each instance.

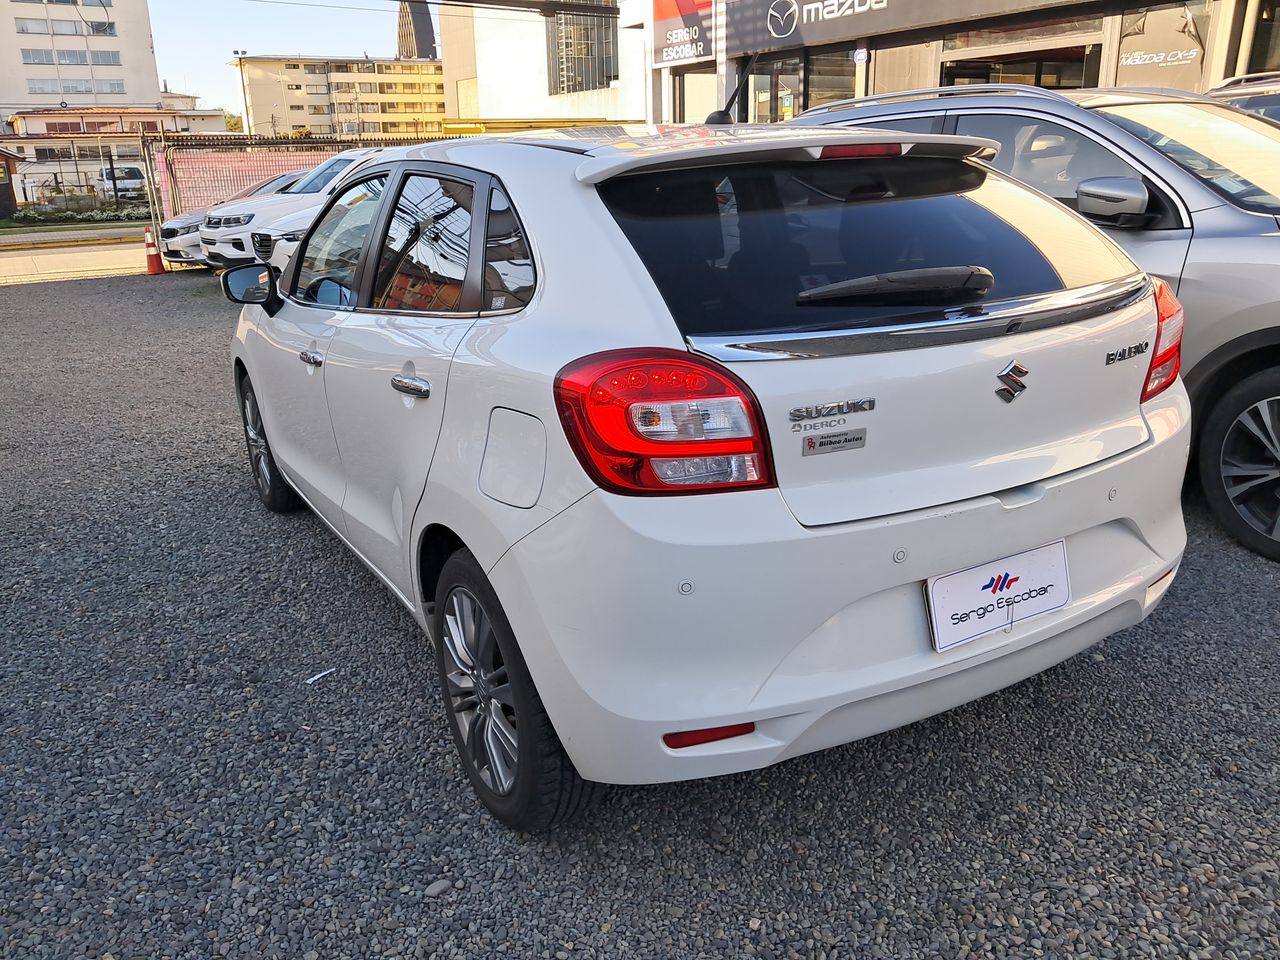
[574,133,1000,185]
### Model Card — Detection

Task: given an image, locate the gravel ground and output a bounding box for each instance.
[2,271,1279,959]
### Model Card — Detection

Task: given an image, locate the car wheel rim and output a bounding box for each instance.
[243,392,272,495]
[441,586,518,797]
[1220,395,1280,540]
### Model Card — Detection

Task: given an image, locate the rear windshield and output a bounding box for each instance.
[598,157,1136,337]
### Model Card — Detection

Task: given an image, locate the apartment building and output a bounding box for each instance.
[233,54,446,138]
[1,0,162,116]
[1,95,225,202]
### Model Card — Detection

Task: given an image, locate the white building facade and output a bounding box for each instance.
[441,0,648,124]
[1,0,163,117]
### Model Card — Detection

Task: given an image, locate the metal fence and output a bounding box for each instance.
[142,135,458,222]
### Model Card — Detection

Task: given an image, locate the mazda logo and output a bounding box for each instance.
[767,0,799,38]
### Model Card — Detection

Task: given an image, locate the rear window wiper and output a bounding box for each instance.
[797,266,995,305]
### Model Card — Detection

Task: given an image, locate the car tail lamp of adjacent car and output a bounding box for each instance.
[1142,277,1185,403]
[555,349,775,495]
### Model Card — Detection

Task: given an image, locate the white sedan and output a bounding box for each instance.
[160,168,307,265]
[220,126,1189,830]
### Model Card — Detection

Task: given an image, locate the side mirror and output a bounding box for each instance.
[221,263,281,313]
[1030,134,1066,153]
[1077,176,1154,228]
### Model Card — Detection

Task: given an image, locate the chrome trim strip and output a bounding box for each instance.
[687,274,1151,362]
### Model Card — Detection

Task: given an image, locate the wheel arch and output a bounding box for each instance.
[1185,328,1280,433]
[417,522,467,614]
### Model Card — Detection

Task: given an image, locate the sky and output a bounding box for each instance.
[148,0,406,115]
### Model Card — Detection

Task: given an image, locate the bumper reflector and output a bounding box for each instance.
[663,722,756,750]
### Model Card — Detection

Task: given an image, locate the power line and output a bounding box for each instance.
[226,0,617,21]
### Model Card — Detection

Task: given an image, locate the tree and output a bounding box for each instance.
[224,113,244,133]
[290,128,314,139]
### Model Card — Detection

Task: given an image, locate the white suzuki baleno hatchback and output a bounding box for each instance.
[221,127,1190,830]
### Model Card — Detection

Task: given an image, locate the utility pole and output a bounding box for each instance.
[233,51,251,138]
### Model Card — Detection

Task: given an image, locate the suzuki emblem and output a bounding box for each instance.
[996,361,1029,403]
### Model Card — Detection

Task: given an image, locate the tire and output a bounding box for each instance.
[432,549,604,831]
[1198,367,1280,562]
[238,375,301,514]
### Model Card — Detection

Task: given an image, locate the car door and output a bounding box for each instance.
[248,173,391,524]
[322,165,487,597]
[948,111,1194,287]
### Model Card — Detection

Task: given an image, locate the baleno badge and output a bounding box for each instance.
[1106,342,1149,365]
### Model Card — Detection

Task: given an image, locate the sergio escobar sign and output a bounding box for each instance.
[655,0,715,65]
[726,0,1086,56]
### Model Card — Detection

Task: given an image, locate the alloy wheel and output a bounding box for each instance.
[441,586,519,796]
[243,392,272,496]
[1220,395,1280,541]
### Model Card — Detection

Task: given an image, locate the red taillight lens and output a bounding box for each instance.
[819,143,902,159]
[1142,276,1184,403]
[663,722,756,749]
[554,348,775,495]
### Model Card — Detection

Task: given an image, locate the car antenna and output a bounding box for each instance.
[706,54,757,125]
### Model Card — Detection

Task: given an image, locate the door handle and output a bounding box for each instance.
[391,374,431,399]
[299,349,324,367]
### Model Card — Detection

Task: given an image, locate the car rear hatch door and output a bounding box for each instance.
[597,137,1159,526]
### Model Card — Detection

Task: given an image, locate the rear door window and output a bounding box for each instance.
[598,157,1136,338]
[373,173,475,313]
[951,113,1142,208]
[853,115,944,134]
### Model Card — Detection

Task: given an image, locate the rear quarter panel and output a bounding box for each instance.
[407,144,691,603]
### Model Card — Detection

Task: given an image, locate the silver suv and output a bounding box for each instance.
[793,84,1280,561]
[1209,72,1280,121]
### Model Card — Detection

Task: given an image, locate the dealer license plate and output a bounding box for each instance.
[926,540,1072,652]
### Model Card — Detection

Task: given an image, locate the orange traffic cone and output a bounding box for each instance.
[144,226,165,275]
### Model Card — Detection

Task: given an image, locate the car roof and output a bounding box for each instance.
[1210,71,1280,95]
[363,124,1000,183]
[796,83,1214,120]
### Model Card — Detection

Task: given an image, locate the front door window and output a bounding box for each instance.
[292,176,388,307]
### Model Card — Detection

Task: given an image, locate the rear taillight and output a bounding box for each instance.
[554,349,775,495]
[1142,276,1184,403]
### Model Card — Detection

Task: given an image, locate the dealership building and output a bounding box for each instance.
[645,0,1280,123]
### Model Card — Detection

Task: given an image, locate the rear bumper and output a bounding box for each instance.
[487,384,1191,785]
